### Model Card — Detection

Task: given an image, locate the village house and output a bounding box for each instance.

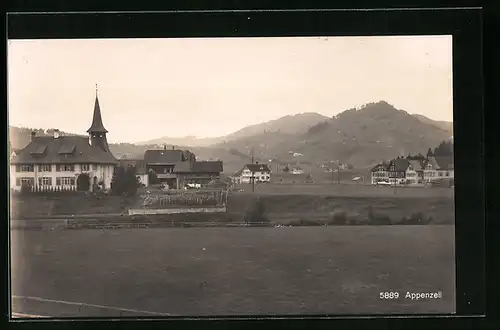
[371,155,454,186]
[232,163,271,184]
[370,163,390,184]
[291,167,304,175]
[143,146,223,189]
[406,159,424,184]
[10,93,118,192]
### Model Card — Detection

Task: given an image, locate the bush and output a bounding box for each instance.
[367,206,392,225]
[244,198,269,224]
[401,212,432,225]
[329,211,347,225]
[289,218,322,226]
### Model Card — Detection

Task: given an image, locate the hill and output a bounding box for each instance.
[136,136,224,147]
[412,114,453,133]
[8,102,453,172]
[136,112,329,147]
[223,112,330,141]
[213,101,453,168]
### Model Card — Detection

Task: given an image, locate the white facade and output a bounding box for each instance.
[291,168,304,175]
[136,174,149,186]
[234,168,271,184]
[371,170,389,185]
[10,163,115,191]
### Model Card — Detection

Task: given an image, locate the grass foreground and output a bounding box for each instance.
[11,225,455,317]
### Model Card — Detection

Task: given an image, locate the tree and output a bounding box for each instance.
[426,148,434,157]
[111,165,141,196]
[433,140,453,157]
[283,165,290,173]
[110,166,126,195]
[148,170,160,185]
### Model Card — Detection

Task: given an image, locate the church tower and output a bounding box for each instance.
[87,86,111,152]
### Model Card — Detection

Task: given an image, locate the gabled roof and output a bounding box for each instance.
[245,164,271,172]
[11,136,118,164]
[144,149,184,164]
[390,158,410,172]
[87,96,108,133]
[408,159,423,171]
[424,156,440,169]
[371,163,389,172]
[193,161,223,173]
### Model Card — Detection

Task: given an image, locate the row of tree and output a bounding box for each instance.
[403,140,454,160]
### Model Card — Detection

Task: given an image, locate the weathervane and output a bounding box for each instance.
[95,83,98,96]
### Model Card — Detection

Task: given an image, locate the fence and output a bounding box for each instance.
[15,184,80,194]
[139,189,229,209]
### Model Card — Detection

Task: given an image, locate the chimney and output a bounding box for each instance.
[54,129,60,139]
[30,130,36,141]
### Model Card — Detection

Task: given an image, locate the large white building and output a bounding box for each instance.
[232,163,271,184]
[10,93,118,191]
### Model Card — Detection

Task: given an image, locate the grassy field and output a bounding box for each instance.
[11,226,455,317]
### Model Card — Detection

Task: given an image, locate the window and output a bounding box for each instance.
[445,171,450,176]
[38,164,52,172]
[56,164,75,172]
[38,177,52,186]
[16,177,34,186]
[20,164,34,172]
[439,172,443,177]
[56,177,76,186]
[81,164,90,171]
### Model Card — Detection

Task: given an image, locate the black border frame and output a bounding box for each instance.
[4,4,492,330]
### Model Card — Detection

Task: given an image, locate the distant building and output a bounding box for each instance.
[144,147,223,188]
[10,92,118,191]
[370,163,390,184]
[232,163,271,184]
[371,155,454,186]
[291,167,304,175]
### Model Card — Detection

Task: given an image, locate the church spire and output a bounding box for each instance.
[87,85,108,133]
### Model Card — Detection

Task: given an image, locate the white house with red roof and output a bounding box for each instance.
[10,92,118,191]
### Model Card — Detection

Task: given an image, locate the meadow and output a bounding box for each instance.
[11,225,455,317]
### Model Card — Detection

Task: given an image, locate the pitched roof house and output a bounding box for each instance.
[10,91,118,191]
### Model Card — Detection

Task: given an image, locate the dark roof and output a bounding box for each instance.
[371,163,389,172]
[245,164,271,172]
[87,96,108,133]
[433,156,454,170]
[390,158,410,172]
[408,160,423,171]
[58,142,76,154]
[11,136,118,164]
[144,149,185,164]
[193,161,223,173]
[119,159,148,174]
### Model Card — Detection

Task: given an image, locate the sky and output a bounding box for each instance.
[7,36,453,143]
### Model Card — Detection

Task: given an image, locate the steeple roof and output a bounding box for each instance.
[87,95,108,133]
